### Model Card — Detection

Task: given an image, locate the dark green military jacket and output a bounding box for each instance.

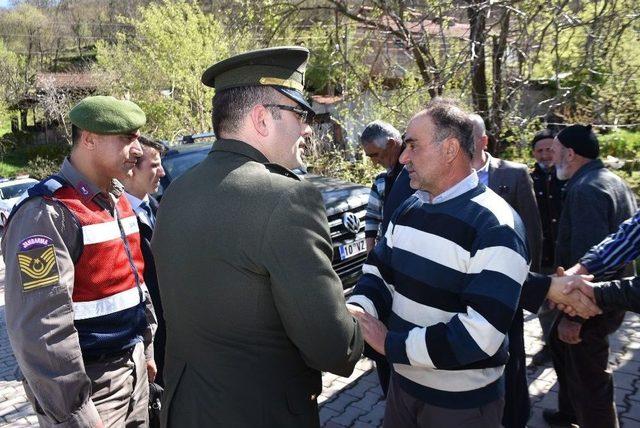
[152,139,363,428]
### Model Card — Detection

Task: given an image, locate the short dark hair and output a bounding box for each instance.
[423,99,474,159]
[360,120,401,148]
[138,135,167,156]
[71,124,81,146]
[212,86,282,136]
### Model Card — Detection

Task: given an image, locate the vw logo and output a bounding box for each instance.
[342,212,361,234]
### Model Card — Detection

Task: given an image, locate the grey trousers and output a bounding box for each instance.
[85,341,149,427]
[382,375,504,428]
[26,341,149,427]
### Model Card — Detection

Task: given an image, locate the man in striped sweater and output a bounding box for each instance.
[347,100,529,427]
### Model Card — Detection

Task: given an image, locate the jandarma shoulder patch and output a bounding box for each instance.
[17,235,60,292]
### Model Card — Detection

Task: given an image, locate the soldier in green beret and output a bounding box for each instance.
[152,46,363,427]
[2,95,157,427]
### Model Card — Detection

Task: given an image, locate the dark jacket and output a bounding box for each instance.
[555,159,636,328]
[531,163,565,268]
[596,278,640,313]
[556,159,636,271]
[137,196,165,387]
[380,167,413,237]
[152,139,363,428]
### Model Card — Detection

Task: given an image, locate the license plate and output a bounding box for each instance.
[338,239,366,260]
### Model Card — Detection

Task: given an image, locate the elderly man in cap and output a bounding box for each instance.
[544,124,636,428]
[152,46,363,428]
[2,95,157,427]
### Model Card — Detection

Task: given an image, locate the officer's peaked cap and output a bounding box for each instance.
[201,46,313,112]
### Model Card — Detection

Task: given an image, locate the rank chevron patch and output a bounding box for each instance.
[17,245,60,291]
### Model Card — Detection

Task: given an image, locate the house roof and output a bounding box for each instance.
[35,72,98,91]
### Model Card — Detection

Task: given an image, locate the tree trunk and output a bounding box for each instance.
[490,9,511,154]
[467,0,489,118]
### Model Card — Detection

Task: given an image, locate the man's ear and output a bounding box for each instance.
[481,135,489,151]
[81,131,97,151]
[250,104,270,137]
[443,138,461,163]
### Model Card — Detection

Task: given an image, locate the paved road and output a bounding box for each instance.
[2,258,640,427]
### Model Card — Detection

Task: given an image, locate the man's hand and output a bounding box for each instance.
[550,267,573,313]
[146,359,157,383]
[547,275,600,318]
[557,317,582,344]
[564,263,589,276]
[562,277,596,302]
[349,309,388,356]
[365,237,375,254]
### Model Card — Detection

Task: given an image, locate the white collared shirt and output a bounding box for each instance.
[125,192,153,226]
[415,171,480,205]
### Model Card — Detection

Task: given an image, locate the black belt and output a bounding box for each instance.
[83,346,134,364]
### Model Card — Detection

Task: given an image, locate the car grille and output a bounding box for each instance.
[327,204,367,289]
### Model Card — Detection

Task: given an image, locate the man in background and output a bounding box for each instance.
[530,128,565,366]
[470,114,542,271]
[545,124,636,428]
[359,120,405,253]
[122,135,167,386]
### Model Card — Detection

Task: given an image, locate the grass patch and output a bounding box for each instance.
[0,149,29,177]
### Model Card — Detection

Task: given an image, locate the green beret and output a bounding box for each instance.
[201,46,314,112]
[69,96,146,135]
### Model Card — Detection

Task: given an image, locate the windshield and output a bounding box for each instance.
[163,150,209,180]
[0,182,36,199]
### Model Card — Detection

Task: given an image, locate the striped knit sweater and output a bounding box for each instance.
[348,182,529,409]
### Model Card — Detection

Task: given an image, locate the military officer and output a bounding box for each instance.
[2,96,157,427]
[152,46,364,427]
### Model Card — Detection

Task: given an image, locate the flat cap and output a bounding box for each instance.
[69,96,146,135]
[557,124,599,159]
[531,128,555,149]
[201,46,313,112]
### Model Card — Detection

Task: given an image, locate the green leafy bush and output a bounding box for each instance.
[598,130,640,159]
[25,156,61,179]
[24,143,70,161]
[307,149,382,186]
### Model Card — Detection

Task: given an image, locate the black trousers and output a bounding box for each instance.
[502,310,530,428]
[549,311,625,428]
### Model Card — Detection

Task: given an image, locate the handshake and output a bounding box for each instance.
[546,266,601,319]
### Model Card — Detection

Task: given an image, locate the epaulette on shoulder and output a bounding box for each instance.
[264,163,301,181]
[7,175,68,223]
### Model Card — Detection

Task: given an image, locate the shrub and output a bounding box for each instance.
[25,156,61,179]
[306,149,382,186]
[598,130,640,160]
[24,143,70,161]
